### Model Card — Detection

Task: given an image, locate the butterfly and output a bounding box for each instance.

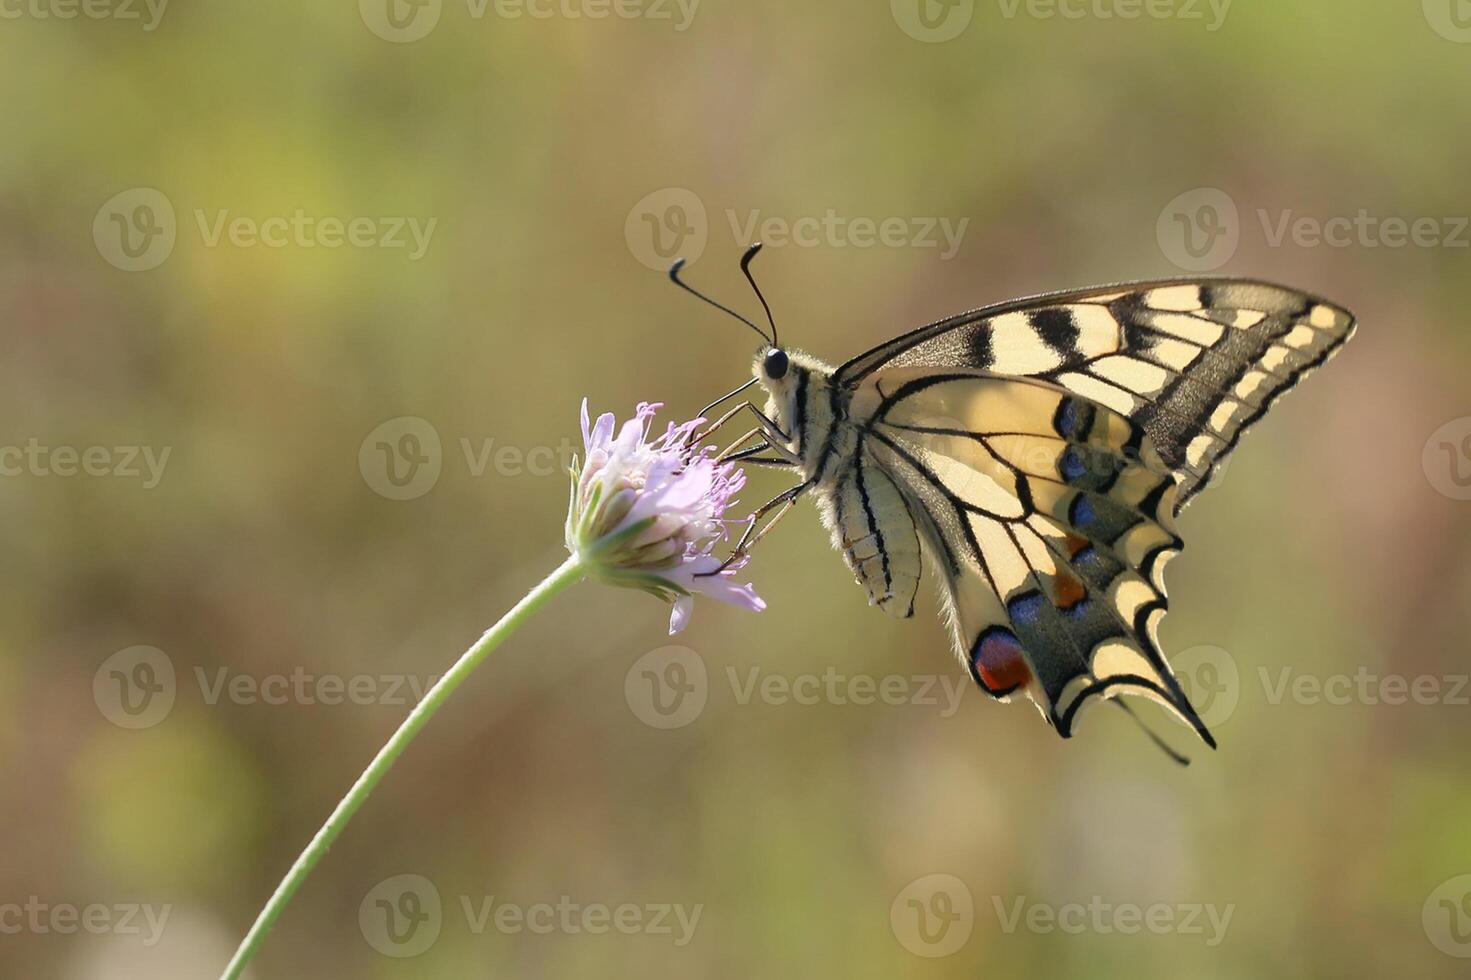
[674,244,1355,760]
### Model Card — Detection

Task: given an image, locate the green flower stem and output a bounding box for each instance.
[220,555,585,980]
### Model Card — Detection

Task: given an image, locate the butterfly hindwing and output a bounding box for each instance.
[852,369,1211,742]
[817,443,921,618]
[834,279,1356,510]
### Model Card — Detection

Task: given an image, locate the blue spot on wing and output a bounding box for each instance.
[1059,446,1088,483]
[1055,398,1093,441]
[1069,493,1096,529]
[1006,591,1045,626]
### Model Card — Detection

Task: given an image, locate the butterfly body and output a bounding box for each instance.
[740,276,1356,750]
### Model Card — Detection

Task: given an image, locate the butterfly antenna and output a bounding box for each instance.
[1110,699,1192,767]
[739,242,779,348]
[668,258,772,345]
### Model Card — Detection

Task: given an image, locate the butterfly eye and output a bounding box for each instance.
[763,348,789,380]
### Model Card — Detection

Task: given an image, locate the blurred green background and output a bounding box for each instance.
[3,1,1471,977]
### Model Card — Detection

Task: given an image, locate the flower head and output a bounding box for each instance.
[566,399,765,634]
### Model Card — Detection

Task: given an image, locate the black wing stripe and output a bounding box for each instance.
[853,452,892,595]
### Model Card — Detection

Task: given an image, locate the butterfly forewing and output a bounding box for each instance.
[834,279,1357,510]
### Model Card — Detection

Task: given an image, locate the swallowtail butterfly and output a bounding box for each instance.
[676,245,1355,760]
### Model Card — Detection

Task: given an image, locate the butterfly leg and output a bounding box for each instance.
[699,480,811,575]
[717,426,765,459]
[723,441,795,468]
[716,427,799,468]
[694,401,799,463]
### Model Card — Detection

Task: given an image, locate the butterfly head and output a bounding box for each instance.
[761,346,789,381]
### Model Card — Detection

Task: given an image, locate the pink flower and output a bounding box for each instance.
[566,400,766,634]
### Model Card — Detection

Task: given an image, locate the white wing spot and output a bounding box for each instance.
[1089,355,1171,396]
[1308,303,1340,328]
[1144,285,1203,311]
[1149,312,1224,346]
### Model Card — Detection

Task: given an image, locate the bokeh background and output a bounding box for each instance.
[3,1,1471,977]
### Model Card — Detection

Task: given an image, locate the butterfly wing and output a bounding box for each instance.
[835,279,1356,509]
[848,368,1210,744]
